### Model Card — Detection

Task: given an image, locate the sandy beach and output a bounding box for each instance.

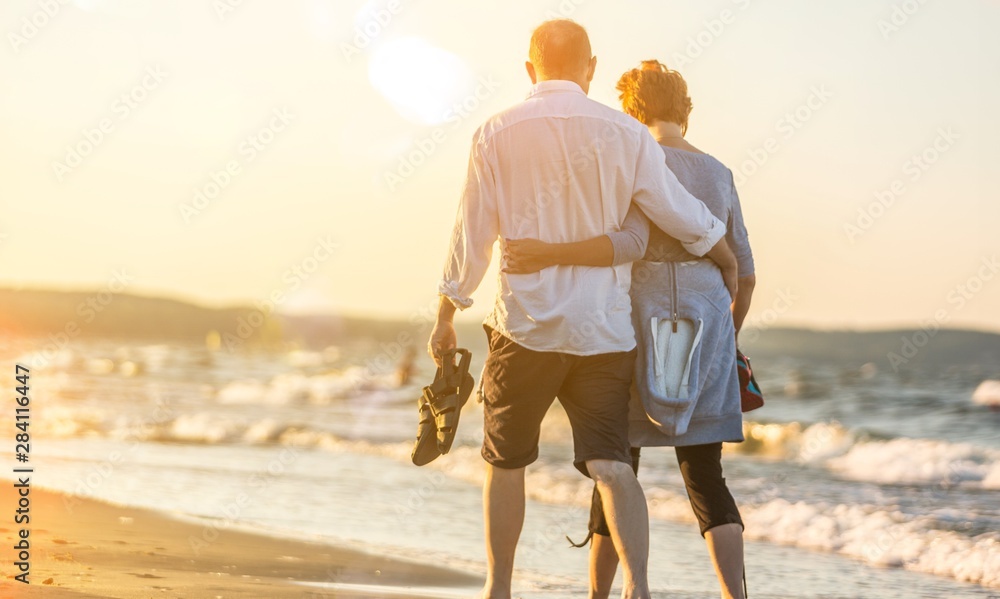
[2,488,481,598]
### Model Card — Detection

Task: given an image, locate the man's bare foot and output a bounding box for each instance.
[475,583,512,599]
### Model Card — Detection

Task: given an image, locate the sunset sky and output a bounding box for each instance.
[1,0,998,332]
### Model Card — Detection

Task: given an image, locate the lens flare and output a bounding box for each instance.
[368,37,475,126]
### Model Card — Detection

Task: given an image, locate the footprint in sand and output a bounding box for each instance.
[130,573,164,579]
[53,539,73,545]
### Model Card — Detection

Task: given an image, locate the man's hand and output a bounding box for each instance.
[427,296,458,367]
[502,238,555,274]
[705,237,738,300]
[427,321,456,367]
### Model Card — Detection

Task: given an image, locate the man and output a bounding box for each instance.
[428,19,738,599]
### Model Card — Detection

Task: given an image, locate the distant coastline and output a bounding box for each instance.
[2,287,999,371]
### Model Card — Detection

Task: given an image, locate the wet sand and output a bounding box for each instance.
[1,488,481,598]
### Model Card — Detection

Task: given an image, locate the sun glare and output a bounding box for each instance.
[368,37,476,126]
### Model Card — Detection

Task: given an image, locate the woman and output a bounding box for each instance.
[503,60,756,599]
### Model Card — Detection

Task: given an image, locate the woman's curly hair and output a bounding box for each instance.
[616,60,693,134]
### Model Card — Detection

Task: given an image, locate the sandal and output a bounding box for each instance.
[411,348,474,466]
[412,391,441,466]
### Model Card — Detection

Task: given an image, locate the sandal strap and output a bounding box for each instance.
[429,392,460,417]
[416,396,434,424]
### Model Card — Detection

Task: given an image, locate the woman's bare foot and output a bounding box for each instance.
[475,581,512,599]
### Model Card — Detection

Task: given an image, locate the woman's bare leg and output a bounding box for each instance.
[588,533,619,599]
[704,523,745,599]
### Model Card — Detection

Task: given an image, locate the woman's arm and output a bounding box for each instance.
[502,236,614,274]
[732,273,756,340]
[726,172,756,339]
[607,205,650,265]
[503,205,649,274]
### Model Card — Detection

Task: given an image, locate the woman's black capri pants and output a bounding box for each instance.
[588,443,743,538]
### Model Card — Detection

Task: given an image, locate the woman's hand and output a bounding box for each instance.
[706,238,739,300]
[502,238,557,274]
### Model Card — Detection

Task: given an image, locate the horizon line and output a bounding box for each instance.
[3,285,999,337]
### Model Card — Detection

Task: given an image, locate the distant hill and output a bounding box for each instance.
[0,288,284,346]
[0,288,418,349]
[1,288,998,372]
[739,327,1000,372]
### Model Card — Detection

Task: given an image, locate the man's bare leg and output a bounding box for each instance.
[480,464,525,599]
[586,459,650,599]
[588,532,620,599]
[705,523,745,599]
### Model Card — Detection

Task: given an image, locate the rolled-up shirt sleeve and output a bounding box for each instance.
[629,129,725,256]
[437,133,499,310]
[607,203,650,266]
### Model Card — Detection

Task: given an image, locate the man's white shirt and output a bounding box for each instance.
[439,80,725,355]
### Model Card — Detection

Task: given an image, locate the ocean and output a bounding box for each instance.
[2,330,998,599]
